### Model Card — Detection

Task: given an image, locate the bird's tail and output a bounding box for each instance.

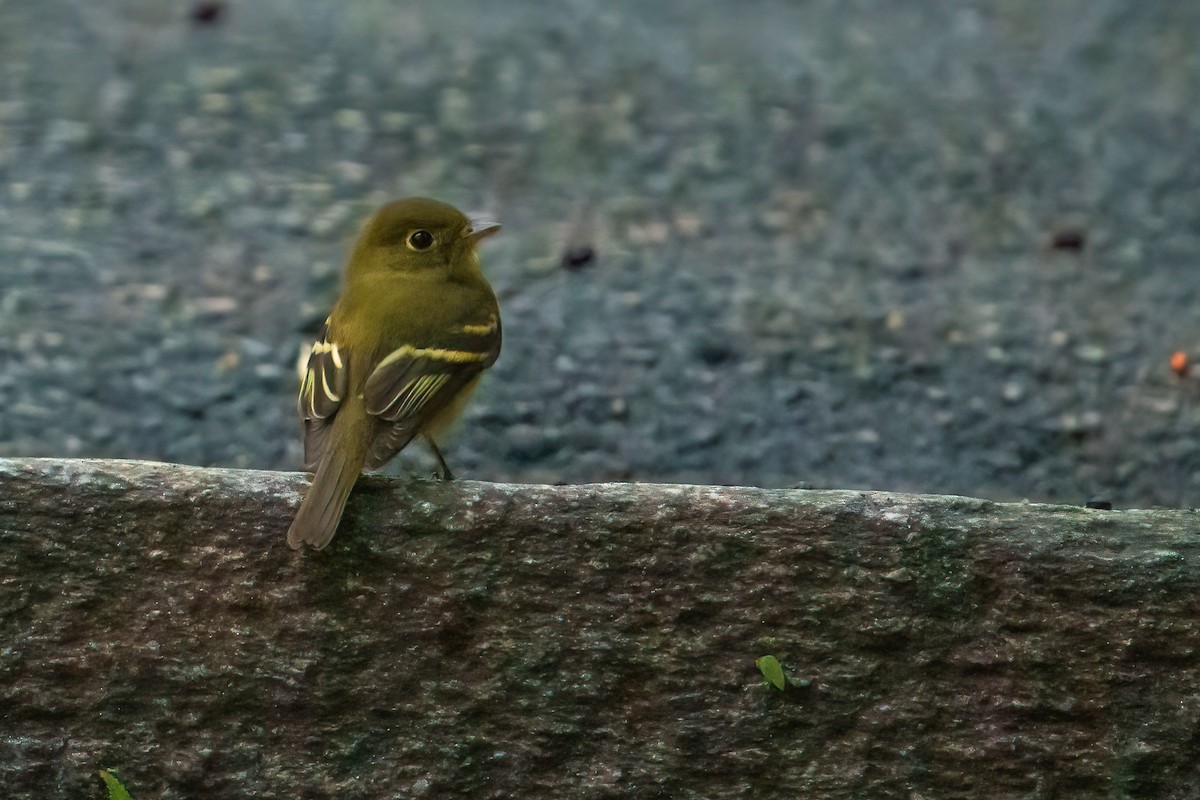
[287,417,371,550]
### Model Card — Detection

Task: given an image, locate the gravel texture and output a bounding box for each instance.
[3,2,1200,505]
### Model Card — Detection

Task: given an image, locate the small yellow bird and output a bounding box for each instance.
[287,197,502,550]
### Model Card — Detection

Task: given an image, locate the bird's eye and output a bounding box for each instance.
[407,230,434,251]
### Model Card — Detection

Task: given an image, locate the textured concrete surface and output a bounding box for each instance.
[3,458,1200,798]
[3,2,1200,507]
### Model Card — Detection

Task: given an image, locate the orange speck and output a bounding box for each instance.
[1170,351,1189,377]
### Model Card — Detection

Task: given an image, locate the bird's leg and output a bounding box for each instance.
[425,435,455,481]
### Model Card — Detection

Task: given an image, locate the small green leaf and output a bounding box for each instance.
[99,769,134,800]
[756,654,786,690]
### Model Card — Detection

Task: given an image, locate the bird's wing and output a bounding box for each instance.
[361,317,500,469]
[297,318,349,469]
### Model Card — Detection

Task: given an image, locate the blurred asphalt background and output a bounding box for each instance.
[2,1,1199,506]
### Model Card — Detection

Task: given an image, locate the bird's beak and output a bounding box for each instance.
[465,215,501,243]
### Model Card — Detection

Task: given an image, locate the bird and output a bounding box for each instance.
[287,197,502,550]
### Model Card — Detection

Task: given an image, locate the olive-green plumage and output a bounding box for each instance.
[287,197,502,550]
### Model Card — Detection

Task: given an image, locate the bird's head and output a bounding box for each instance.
[347,197,499,280]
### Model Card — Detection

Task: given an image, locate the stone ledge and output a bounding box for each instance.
[1,458,1198,798]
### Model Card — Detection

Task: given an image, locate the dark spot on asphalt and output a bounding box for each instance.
[561,245,596,271]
